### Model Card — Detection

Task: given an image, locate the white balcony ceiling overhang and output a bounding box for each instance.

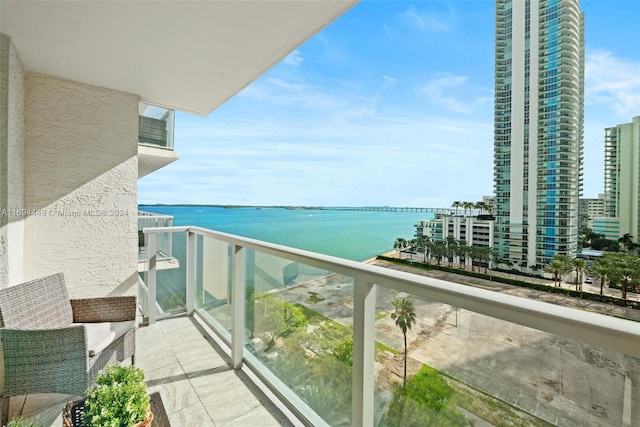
[138,145,180,178]
[0,0,358,116]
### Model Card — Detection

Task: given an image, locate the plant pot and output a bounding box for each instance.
[63,399,153,427]
[132,410,154,427]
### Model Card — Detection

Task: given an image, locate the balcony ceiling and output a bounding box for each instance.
[1,0,358,116]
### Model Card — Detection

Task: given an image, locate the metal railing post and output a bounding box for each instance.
[146,231,158,325]
[231,244,246,369]
[352,280,376,427]
[186,230,196,315]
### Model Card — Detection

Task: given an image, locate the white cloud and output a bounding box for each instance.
[382,75,398,89]
[585,49,640,117]
[401,6,452,33]
[139,102,495,206]
[313,33,350,64]
[418,73,491,115]
[283,50,303,67]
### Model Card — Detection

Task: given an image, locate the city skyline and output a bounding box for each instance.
[138,0,640,207]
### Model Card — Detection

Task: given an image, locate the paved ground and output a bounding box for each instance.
[274,257,640,427]
[372,256,640,322]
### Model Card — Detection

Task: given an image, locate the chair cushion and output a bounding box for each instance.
[78,320,136,357]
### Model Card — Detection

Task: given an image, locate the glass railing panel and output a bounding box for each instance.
[138,211,174,262]
[152,231,186,315]
[374,289,638,426]
[137,272,148,317]
[194,235,232,339]
[138,102,174,149]
[242,250,353,426]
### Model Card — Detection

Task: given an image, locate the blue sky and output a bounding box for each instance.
[139,0,640,208]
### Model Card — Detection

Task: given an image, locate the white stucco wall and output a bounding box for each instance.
[23,72,138,298]
[0,34,25,287]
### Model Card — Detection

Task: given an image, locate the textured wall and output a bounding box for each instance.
[24,72,138,298]
[0,34,25,287]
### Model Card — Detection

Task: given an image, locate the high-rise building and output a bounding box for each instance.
[578,194,606,232]
[593,116,640,242]
[494,0,584,268]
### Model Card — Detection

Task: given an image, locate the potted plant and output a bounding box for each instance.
[5,417,41,427]
[63,365,153,427]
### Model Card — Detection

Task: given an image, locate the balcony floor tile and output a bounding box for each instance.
[5,314,292,426]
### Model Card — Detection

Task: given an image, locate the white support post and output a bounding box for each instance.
[231,244,246,370]
[147,232,158,325]
[186,231,196,315]
[352,280,376,427]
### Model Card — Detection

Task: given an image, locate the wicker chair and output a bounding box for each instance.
[0,273,136,425]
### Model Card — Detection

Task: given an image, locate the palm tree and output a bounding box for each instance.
[462,201,474,216]
[582,227,601,249]
[475,201,487,215]
[445,236,458,267]
[556,255,573,285]
[451,201,462,216]
[604,252,640,300]
[570,258,588,291]
[530,264,539,277]
[407,238,417,260]
[391,298,416,387]
[593,252,630,298]
[432,240,447,266]
[589,262,609,295]
[418,235,431,263]
[545,256,571,287]
[456,240,469,270]
[618,233,637,254]
[485,203,495,215]
[393,238,407,259]
[477,246,493,273]
[468,245,482,272]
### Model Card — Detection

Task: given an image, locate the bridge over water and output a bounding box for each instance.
[320,206,452,214]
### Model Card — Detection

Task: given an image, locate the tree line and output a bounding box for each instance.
[394,234,640,300]
[545,252,640,299]
[582,228,639,253]
[394,235,494,273]
[450,200,494,216]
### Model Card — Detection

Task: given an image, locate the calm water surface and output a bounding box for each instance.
[139,206,435,261]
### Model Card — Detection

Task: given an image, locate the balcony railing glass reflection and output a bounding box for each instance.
[138,210,175,263]
[141,226,640,427]
[138,102,174,149]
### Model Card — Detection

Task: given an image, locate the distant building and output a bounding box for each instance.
[593,116,640,242]
[493,0,585,268]
[415,214,494,268]
[579,194,606,231]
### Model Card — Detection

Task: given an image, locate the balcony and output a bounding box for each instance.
[138,103,179,178]
[138,211,179,272]
[9,226,639,426]
[138,226,640,426]
[6,315,291,426]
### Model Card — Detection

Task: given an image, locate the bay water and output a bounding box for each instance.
[139,205,435,261]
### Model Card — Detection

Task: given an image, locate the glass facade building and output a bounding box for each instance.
[596,117,640,242]
[494,0,584,267]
